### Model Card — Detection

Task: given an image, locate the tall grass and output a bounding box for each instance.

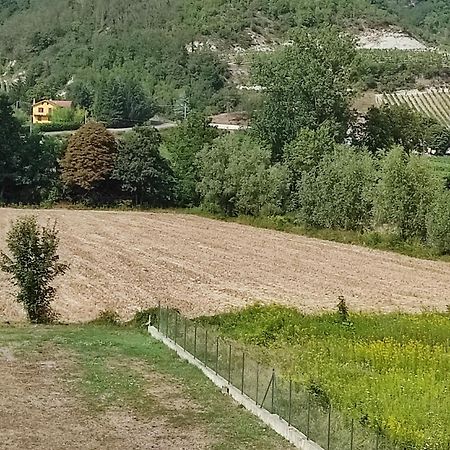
[202,305,450,450]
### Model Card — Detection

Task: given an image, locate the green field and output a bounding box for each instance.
[202,305,450,450]
[0,324,292,450]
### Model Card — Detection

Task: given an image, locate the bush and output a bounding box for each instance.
[0,216,68,323]
[298,146,377,230]
[427,189,450,254]
[374,146,439,239]
[34,122,82,133]
[197,133,289,216]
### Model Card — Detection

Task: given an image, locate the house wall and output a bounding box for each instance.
[32,101,55,124]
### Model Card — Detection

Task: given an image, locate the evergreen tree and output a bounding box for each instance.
[0,94,22,201]
[114,127,175,205]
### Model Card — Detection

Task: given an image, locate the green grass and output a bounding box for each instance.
[201,305,450,450]
[0,324,293,450]
[429,155,450,181]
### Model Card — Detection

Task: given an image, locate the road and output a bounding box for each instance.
[43,122,248,137]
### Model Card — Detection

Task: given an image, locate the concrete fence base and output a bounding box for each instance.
[147,324,323,450]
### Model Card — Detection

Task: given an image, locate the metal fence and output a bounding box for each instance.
[155,306,399,450]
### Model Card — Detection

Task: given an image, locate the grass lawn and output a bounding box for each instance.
[202,305,450,450]
[0,324,293,450]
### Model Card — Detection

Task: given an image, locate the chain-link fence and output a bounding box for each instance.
[155,306,399,450]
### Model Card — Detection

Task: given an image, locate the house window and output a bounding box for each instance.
[38,107,44,113]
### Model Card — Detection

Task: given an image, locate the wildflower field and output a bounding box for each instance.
[203,305,450,449]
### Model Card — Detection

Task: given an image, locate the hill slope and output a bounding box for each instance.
[0,0,449,112]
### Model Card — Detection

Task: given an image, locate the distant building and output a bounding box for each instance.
[32,99,73,124]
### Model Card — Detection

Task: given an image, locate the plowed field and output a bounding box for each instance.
[1,209,449,322]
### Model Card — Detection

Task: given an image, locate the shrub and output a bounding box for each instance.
[298,145,377,230]
[197,133,289,216]
[0,216,68,323]
[374,146,439,239]
[426,189,450,254]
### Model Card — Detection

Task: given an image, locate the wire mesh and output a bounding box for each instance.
[156,307,400,450]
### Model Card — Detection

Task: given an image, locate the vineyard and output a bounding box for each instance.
[376,87,450,127]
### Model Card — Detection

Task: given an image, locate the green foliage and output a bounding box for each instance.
[358,104,442,154]
[113,127,175,206]
[0,216,68,323]
[374,146,439,239]
[0,94,62,204]
[282,124,337,210]
[34,122,82,132]
[61,122,118,200]
[197,133,289,216]
[252,28,356,158]
[51,105,85,125]
[93,75,155,127]
[205,304,450,449]
[165,113,218,206]
[426,189,450,254]
[354,49,450,92]
[0,93,22,201]
[299,146,377,230]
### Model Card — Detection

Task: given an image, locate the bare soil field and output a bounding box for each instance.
[1,208,449,322]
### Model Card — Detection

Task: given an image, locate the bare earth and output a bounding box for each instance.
[1,208,449,322]
[0,346,209,450]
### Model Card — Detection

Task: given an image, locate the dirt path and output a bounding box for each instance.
[1,209,449,322]
[0,347,209,450]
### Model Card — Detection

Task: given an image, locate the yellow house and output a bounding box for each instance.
[32,99,73,124]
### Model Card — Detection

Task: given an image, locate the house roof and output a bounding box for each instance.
[33,99,73,108]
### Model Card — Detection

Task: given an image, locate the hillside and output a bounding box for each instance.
[1,0,450,115]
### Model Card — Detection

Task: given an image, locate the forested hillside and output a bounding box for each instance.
[0,0,450,115]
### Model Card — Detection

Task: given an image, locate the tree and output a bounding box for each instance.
[0,94,22,201]
[282,124,337,210]
[374,146,439,239]
[252,27,356,159]
[61,122,118,201]
[93,75,155,127]
[165,113,218,206]
[0,216,68,323]
[427,189,450,255]
[114,127,175,205]
[197,133,289,216]
[298,146,377,230]
[358,104,440,154]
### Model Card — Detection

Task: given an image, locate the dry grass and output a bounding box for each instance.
[1,208,449,323]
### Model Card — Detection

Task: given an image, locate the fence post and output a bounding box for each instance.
[157,301,161,331]
[215,337,219,374]
[184,317,187,350]
[327,404,332,450]
[194,324,197,358]
[205,329,208,365]
[241,352,245,394]
[307,391,311,439]
[174,312,178,345]
[165,307,169,337]
[271,369,275,414]
[228,343,232,384]
[255,363,259,405]
[288,378,292,427]
[350,418,354,450]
